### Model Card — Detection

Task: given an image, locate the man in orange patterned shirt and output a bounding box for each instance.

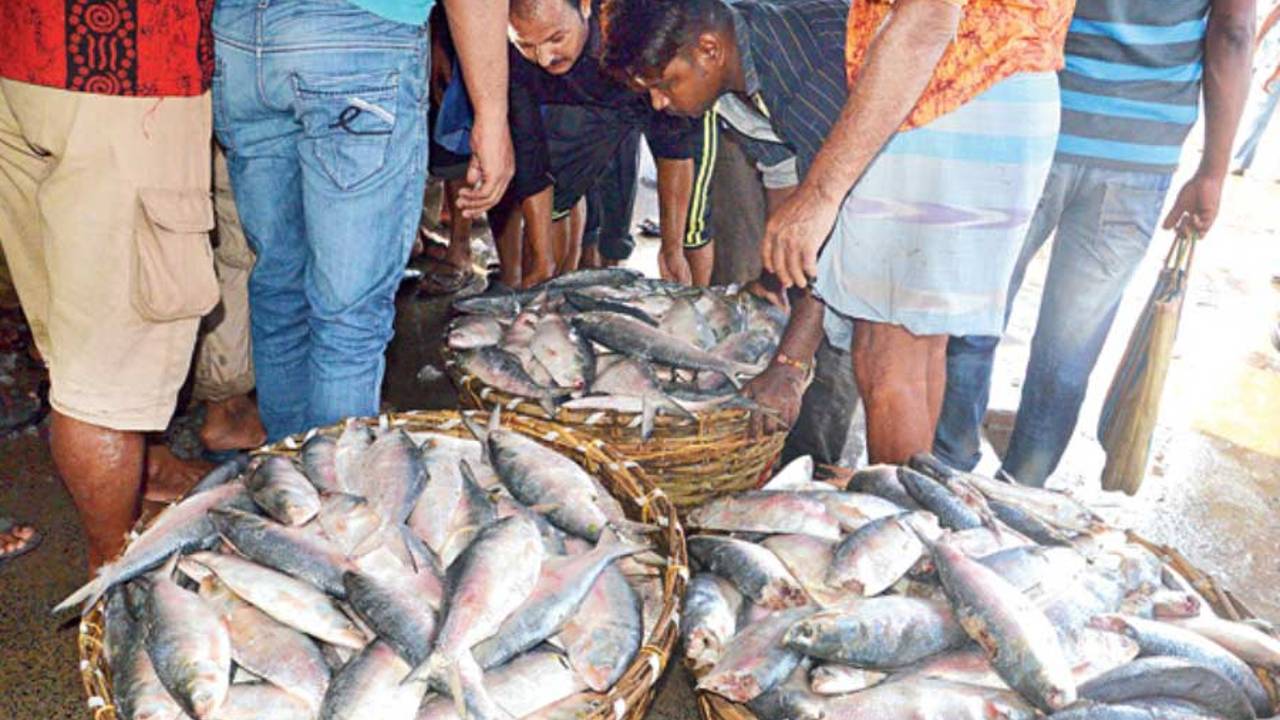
[762,0,1073,465]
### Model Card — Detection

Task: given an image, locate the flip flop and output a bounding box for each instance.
[0,517,42,567]
[419,265,474,297]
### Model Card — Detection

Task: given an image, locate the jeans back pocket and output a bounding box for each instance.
[294,70,400,191]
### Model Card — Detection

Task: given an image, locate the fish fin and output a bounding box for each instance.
[461,412,488,446]
[52,574,107,615]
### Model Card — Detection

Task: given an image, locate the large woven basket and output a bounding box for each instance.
[77,410,688,720]
[696,531,1280,720]
[448,361,787,512]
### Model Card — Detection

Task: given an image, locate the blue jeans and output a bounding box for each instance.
[1233,83,1279,172]
[212,0,428,441]
[935,161,1171,485]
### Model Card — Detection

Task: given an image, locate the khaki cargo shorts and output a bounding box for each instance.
[0,79,218,432]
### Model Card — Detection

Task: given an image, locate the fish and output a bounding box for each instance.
[686,491,842,540]
[53,481,255,614]
[1089,614,1271,716]
[571,312,754,389]
[909,453,1096,533]
[660,297,717,350]
[407,514,544,683]
[587,355,694,438]
[759,456,816,492]
[556,563,643,691]
[1048,700,1223,720]
[106,589,190,720]
[211,684,315,720]
[185,454,253,498]
[895,648,1006,689]
[455,346,571,415]
[813,676,1039,720]
[334,419,375,494]
[316,493,387,558]
[682,573,744,673]
[344,566,439,667]
[182,552,367,649]
[470,529,643,670]
[898,467,984,530]
[319,641,428,720]
[416,649,588,720]
[144,560,232,719]
[299,435,341,493]
[475,411,615,541]
[826,512,939,596]
[759,534,843,608]
[197,575,330,713]
[746,662,825,720]
[699,607,817,703]
[563,289,660,326]
[210,508,353,598]
[447,315,505,350]
[710,328,777,367]
[782,596,968,668]
[359,429,429,525]
[977,545,1088,599]
[931,540,1077,712]
[1166,613,1280,672]
[687,535,808,610]
[807,663,888,695]
[1075,656,1255,720]
[839,464,922,510]
[810,491,907,532]
[246,455,322,527]
[529,313,595,390]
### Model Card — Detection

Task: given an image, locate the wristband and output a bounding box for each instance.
[772,351,812,374]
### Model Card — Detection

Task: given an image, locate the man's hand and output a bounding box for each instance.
[1162,172,1225,238]
[760,185,842,289]
[659,246,693,285]
[457,114,515,218]
[744,275,790,311]
[743,362,808,433]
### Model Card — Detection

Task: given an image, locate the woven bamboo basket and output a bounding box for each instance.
[77,409,688,720]
[696,531,1280,720]
[448,359,787,512]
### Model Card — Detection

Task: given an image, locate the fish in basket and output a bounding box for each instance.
[69,410,687,720]
[683,454,1280,720]
[442,268,791,509]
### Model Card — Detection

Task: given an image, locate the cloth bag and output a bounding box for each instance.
[1097,232,1197,495]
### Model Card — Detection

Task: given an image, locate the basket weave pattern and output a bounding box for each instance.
[450,369,787,511]
[78,410,688,720]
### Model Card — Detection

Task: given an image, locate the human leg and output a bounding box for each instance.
[1001,167,1172,486]
[780,339,860,466]
[1233,85,1280,174]
[851,320,948,464]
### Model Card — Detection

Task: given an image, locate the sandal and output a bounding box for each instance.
[0,517,42,567]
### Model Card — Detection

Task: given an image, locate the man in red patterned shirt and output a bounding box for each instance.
[0,0,218,570]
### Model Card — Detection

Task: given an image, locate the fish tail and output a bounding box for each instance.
[51,576,105,615]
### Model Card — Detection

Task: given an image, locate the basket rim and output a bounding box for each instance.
[78,409,688,720]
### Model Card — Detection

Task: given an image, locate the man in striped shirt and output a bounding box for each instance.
[936,0,1256,486]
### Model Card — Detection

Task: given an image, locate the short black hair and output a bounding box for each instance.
[600,0,733,82]
[511,0,581,22]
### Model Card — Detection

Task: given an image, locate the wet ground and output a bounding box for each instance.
[1,146,1278,718]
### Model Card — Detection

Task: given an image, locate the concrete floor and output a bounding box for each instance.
[2,149,1278,718]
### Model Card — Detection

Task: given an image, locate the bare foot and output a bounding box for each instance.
[0,522,37,556]
[200,394,267,452]
[144,445,214,503]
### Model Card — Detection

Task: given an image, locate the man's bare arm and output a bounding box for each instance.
[762,0,961,288]
[1162,0,1255,236]
[446,0,516,216]
[656,157,696,284]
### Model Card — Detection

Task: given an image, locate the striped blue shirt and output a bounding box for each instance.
[1057,0,1211,173]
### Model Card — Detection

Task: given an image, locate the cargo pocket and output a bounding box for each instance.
[295,71,399,191]
[132,187,220,322]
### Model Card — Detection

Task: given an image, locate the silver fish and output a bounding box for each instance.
[783,596,968,668]
[183,552,366,649]
[344,566,440,667]
[699,606,816,703]
[247,455,322,527]
[197,576,330,713]
[447,315,504,350]
[210,507,353,597]
[557,564,643,692]
[334,419,375,494]
[931,540,1077,712]
[144,562,232,719]
[660,297,717,350]
[807,663,888,695]
[814,676,1038,719]
[687,491,842,541]
[759,534,843,608]
[682,573,744,674]
[416,649,588,720]
[320,641,428,720]
[1076,656,1254,720]
[529,313,594,390]
[106,590,189,720]
[571,312,754,389]
[840,463,922,510]
[53,482,255,613]
[299,434,341,493]
[359,429,428,524]
[826,512,939,596]
[211,684,314,720]
[1168,613,1280,671]
[688,535,808,610]
[454,346,568,415]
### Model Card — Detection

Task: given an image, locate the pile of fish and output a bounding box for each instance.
[60,411,671,720]
[444,268,787,436]
[681,454,1279,719]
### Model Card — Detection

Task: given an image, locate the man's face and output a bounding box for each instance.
[510,0,591,76]
[639,39,726,117]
